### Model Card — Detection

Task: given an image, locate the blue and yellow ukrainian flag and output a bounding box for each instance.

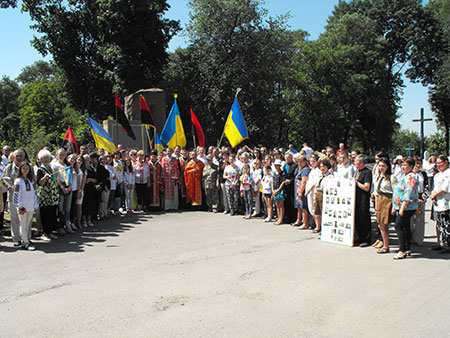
[88,116,116,153]
[154,130,164,152]
[160,94,186,149]
[224,97,248,148]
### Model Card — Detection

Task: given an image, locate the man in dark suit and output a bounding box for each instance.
[353,154,372,247]
[283,152,298,224]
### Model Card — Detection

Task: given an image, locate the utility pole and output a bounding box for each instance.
[412,108,432,157]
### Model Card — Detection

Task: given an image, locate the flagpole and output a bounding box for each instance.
[218,88,241,148]
[115,92,119,147]
[217,124,226,148]
[145,126,152,152]
[150,126,156,150]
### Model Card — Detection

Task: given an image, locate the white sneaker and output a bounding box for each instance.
[264,217,272,223]
[40,234,51,242]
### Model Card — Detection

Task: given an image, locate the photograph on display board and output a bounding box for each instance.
[321,178,356,247]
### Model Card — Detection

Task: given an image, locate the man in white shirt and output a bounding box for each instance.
[301,143,313,159]
[392,155,404,182]
[212,147,220,166]
[430,155,450,253]
[1,146,11,168]
[197,146,207,164]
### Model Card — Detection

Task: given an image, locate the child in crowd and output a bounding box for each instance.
[223,155,240,216]
[240,163,255,219]
[68,154,81,230]
[262,165,274,222]
[75,155,86,228]
[272,160,286,225]
[13,162,39,250]
[251,160,263,217]
[123,157,135,213]
[105,155,119,215]
[98,156,110,219]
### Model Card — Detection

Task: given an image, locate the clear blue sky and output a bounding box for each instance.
[0,0,437,136]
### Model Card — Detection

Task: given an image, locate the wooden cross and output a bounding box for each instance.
[412,108,432,157]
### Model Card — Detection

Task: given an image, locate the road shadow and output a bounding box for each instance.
[369,226,450,261]
[0,212,153,254]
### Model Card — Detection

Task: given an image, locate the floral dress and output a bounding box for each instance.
[36,165,59,207]
[392,172,419,211]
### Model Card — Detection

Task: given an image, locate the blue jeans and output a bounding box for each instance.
[243,190,252,216]
[124,187,134,210]
[59,191,73,223]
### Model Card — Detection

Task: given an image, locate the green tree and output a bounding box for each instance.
[287,13,399,152]
[0,0,16,8]
[390,128,421,157]
[16,60,55,86]
[429,76,450,153]
[164,0,300,148]
[0,76,21,145]
[13,63,90,158]
[22,0,180,118]
[368,0,450,152]
[296,0,440,153]
[331,0,435,86]
[427,128,447,156]
[426,0,450,152]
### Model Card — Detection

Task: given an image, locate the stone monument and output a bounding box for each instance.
[104,88,166,152]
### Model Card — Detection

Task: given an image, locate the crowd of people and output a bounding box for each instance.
[0,142,449,260]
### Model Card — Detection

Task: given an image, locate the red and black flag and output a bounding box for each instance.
[62,125,79,155]
[190,108,205,147]
[116,92,136,140]
[139,95,156,130]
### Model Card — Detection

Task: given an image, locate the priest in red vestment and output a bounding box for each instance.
[185,150,205,207]
[147,150,162,208]
[160,148,181,210]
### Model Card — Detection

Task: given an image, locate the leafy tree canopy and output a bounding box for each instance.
[16,60,55,86]
[163,0,302,148]
[21,0,180,118]
[0,0,16,8]
[390,127,421,157]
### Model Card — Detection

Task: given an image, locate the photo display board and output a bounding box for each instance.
[320,178,356,247]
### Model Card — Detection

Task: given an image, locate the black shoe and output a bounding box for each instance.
[438,247,450,254]
[359,242,370,248]
[13,241,21,247]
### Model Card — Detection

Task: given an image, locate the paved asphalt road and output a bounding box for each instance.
[1,203,450,338]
